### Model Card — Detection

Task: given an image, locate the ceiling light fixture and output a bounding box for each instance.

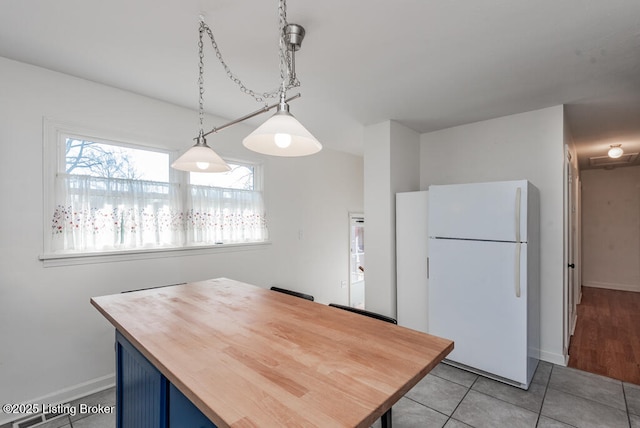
[171,0,321,173]
[608,144,623,159]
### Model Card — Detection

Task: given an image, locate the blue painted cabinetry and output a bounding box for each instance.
[115,332,216,428]
[169,384,216,428]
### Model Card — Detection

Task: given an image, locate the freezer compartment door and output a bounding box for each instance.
[428,238,528,385]
[428,180,529,242]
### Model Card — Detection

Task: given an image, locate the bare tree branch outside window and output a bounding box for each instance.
[65,139,141,179]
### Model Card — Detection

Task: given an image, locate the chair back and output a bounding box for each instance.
[270,286,314,301]
[328,303,397,324]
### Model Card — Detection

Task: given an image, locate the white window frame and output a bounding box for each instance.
[40,118,269,267]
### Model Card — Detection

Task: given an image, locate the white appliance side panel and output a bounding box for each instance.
[428,238,529,384]
[396,191,429,333]
[428,180,529,242]
[526,184,541,383]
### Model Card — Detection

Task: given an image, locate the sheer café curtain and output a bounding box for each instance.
[50,174,267,253]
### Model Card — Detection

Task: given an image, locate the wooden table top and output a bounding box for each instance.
[91,278,453,428]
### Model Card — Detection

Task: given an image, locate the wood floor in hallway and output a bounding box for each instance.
[568,286,640,385]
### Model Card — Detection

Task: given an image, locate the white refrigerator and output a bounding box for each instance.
[396,191,429,333]
[428,180,540,389]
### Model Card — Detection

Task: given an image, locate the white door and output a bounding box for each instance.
[565,146,580,339]
[428,238,528,384]
[429,180,529,242]
[575,178,582,306]
[349,214,365,308]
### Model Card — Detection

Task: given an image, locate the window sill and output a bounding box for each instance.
[39,241,271,267]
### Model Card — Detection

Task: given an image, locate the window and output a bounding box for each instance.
[46,127,267,256]
[190,163,255,190]
[187,163,266,245]
[65,138,170,181]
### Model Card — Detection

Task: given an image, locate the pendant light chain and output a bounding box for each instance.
[199,0,299,105]
[278,0,297,92]
[198,21,206,138]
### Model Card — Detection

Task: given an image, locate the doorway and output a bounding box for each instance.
[568,165,640,384]
[349,213,365,309]
[564,145,581,361]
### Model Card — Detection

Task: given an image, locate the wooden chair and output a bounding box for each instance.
[269,286,314,301]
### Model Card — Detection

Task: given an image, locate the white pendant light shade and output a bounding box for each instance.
[608,145,623,159]
[171,137,231,173]
[243,106,322,157]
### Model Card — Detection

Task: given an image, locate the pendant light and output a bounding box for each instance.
[171,132,230,173]
[172,21,230,173]
[243,90,322,156]
[243,23,321,157]
[171,2,321,173]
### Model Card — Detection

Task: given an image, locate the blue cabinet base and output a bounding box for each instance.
[116,331,216,428]
[169,384,216,428]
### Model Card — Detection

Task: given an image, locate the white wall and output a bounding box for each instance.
[364,121,419,317]
[420,106,567,365]
[267,148,365,303]
[0,56,363,423]
[581,166,640,292]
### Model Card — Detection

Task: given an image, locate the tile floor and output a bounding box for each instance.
[3,362,639,427]
[372,362,640,428]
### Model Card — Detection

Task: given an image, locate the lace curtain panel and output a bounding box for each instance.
[187,185,267,245]
[50,174,267,252]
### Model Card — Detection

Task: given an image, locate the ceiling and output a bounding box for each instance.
[2,0,640,170]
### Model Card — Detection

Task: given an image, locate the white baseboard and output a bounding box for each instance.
[584,281,640,293]
[0,374,115,426]
[539,349,568,366]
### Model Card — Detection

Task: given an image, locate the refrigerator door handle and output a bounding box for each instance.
[515,242,521,298]
[515,187,521,243]
[514,186,522,297]
[427,257,429,279]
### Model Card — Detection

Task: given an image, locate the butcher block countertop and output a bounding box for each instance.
[91,278,453,428]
